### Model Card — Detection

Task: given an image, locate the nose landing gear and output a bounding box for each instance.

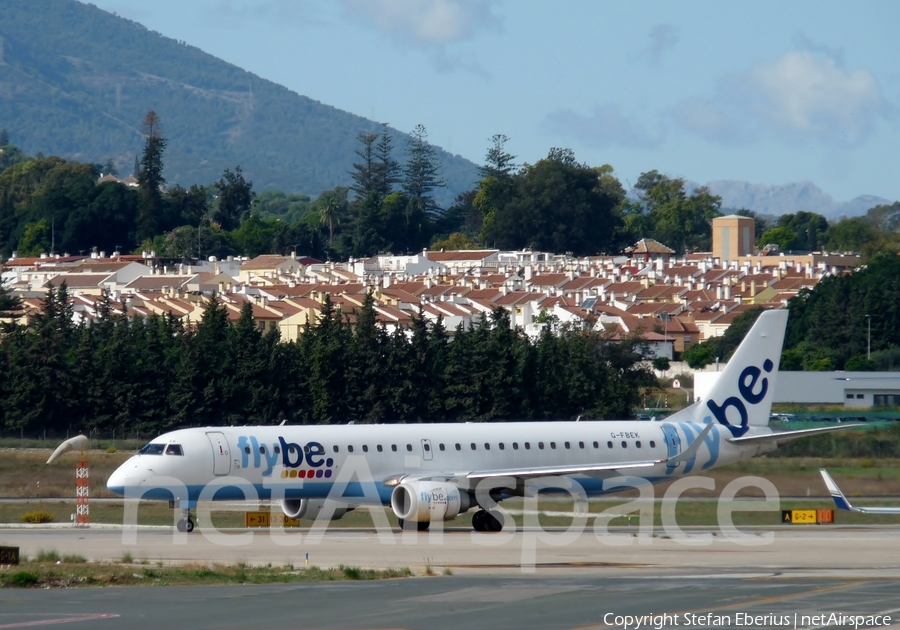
[175,508,195,533]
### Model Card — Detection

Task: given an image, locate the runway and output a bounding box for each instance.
[3,525,900,629]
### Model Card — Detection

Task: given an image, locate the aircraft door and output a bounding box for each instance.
[661,425,681,472]
[421,439,433,461]
[206,432,231,476]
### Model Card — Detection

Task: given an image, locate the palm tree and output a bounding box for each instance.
[318,189,346,246]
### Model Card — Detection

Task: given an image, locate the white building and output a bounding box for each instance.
[695,371,900,409]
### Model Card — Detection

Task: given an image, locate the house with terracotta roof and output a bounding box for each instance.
[238,255,303,284]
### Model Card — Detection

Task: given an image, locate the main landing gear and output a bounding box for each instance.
[472,509,503,532]
[176,508,195,533]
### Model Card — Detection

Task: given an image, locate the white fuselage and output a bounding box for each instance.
[107,420,771,507]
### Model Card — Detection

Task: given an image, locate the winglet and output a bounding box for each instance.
[820,469,854,511]
[668,423,713,465]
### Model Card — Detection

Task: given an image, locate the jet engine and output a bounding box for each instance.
[281,498,352,521]
[390,481,472,523]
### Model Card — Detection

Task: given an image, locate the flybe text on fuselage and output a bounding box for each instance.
[236,436,336,478]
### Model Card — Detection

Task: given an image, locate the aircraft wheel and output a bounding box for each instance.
[472,510,486,532]
[185,518,195,533]
[486,510,503,532]
[417,521,430,532]
[176,519,186,533]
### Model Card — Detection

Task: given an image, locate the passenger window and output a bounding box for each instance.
[377,445,383,452]
[499,443,505,450]
[621,441,627,448]
[348,445,354,453]
[593,441,599,448]
[471,443,477,450]
[439,444,445,451]
[550,442,556,449]
[391,445,397,452]
[455,443,461,451]
[525,442,531,449]
[424,443,431,452]
[362,445,368,453]
[274,446,280,454]
[650,441,656,448]
[406,444,413,452]
[333,445,339,453]
[564,442,570,449]
[578,441,584,449]
[636,441,642,448]
[512,442,519,450]
[303,445,310,454]
[165,444,183,456]
[484,443,490,450]
[538,442,544,450]
[244,446,251,455]
[259,446,266,454]
[607,441,613,448]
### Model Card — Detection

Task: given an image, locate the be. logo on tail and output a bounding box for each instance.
[705,359,774,437]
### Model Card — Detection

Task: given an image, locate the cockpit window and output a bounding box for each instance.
[165,444,184,456]
[139,443,165,455]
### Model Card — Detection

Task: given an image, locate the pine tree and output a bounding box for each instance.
[349,132,379,201]
[136,111,167,241]
[402,124,444,217]
[375,123,401,199]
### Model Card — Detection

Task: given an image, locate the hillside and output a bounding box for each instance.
[0,0,479,206]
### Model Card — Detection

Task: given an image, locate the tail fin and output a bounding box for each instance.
[671,309,788,436]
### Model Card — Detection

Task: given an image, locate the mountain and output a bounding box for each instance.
[0,0,479,207]
[692,180,892,220]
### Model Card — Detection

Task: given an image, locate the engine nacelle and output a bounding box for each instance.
[390,481,472,523]
[281,498,352,521]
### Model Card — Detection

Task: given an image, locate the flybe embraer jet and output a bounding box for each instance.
[108,310,850,532]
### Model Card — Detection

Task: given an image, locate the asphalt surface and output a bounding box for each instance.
[1,574,900,629]
[3,526,900,629]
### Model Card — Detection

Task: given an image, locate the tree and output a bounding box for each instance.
[759,226,798,251]
[375,123,401,199]
[430,232,480,251]
[167,184,208,227]
[402,124,444,216]
[136,111,167,241]
[212,166,254,231]
[480,134,516,179]
[480,149,624,255]
[17,219,50,256]
[314,187,347,247]
[777,212,828,251]
[349,132,379,201]
[0,129,8,146]
[629,172,722,253]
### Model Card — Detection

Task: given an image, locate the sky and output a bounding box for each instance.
[88,0,900,202]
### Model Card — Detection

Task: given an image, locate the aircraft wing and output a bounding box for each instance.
[465,423,712,481]
[725,423,861,446]
[820,469,900,515]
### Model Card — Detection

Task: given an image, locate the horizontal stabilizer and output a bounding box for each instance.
[726,423,862,446]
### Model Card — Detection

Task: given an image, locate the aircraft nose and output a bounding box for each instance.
[107,462,133,496]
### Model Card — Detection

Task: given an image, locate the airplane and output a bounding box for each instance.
[820,469,900,515]
[107,309,859,533]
